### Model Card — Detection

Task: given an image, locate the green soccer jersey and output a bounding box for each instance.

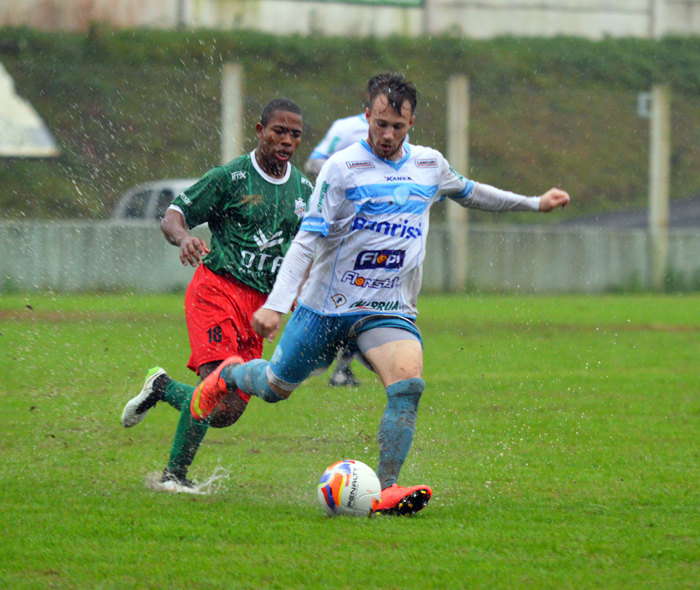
[171,152,313,294]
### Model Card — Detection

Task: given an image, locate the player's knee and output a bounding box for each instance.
[209,393,248,428]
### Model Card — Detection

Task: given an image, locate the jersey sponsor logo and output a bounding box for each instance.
[330,293,347,308]
[317,181,329,213]
[416,158,438,168]
[354,249,405,270]
[341,271,399,289]
[301,177,313,189]
[348,300,401,311]
[351,216,422,240]
[241,194,263,205]
[385,175,413,182]
[238,229,286,275]
[294,198,306,219]
[179,192,192,205]
[347,160,375,170]
[254,229,284,250]
[239,252,284,274]
[231,171,247,181]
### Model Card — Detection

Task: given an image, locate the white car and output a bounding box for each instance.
[111,179,198,222]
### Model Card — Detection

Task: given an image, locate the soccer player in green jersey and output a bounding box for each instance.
[121,98,313,492]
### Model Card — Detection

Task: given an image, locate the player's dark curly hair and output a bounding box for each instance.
[260,98,302,126]
[367,73,418,115]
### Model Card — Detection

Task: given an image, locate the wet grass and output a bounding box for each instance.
[1,293,699,589]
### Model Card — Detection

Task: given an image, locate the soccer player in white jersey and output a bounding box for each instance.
[303,77,408,388]
[191,73,570,515]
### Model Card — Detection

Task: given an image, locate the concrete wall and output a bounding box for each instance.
[2,0,700,38]
[3,220,700,293]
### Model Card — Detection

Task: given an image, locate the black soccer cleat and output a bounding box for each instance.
[121,367,169,427]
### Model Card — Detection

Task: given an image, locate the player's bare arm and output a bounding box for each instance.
[160,208,210,267]
[539,188,570,212]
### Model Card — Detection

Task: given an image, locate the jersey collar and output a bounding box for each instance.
[250,150,292,185]
[360,140,411,171]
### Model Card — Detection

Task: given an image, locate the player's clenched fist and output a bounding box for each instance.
[252,307,283,342]
[539,188,570,212]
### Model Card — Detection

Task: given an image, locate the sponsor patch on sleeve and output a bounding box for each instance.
[415,158,438,168]
[347,160,375,170]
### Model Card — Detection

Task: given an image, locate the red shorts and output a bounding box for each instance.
[185,265,267,403]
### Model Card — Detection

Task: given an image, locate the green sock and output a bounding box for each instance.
[162,380,210,476]
[162,379,195,411]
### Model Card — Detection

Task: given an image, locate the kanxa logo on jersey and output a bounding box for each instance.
[231,171,247,181]
[348,300,401,311]
[351,216,422,240]
[341,271,399,289]
[354,250,405,270]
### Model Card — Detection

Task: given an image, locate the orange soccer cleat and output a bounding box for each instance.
[190,355,243,421]
[371,484,433,516]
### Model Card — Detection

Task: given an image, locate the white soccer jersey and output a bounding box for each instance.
[266,140,541,319]
[307,113,369,162]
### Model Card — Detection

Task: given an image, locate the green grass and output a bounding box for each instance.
[1,293,699,589]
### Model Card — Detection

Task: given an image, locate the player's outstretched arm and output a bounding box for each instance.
[161,208,210,267]
[252,308,283,342]
[539,188,570,212]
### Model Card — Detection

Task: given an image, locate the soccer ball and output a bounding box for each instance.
[317,460,381,517]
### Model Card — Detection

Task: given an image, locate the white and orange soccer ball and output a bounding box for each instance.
[317,460,381,517]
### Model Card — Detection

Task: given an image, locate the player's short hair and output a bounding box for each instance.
[367,73,418,116]
[260,98,302,127]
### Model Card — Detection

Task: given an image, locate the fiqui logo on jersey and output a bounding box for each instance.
[354,250,405,271]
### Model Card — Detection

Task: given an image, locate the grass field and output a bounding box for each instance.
[1,293,699,589]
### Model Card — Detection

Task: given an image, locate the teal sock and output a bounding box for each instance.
[376,378,425,489]
[220,359,284,403]
[163,380,210,476]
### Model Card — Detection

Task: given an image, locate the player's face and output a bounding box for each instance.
[366,94,414,161]
[256,110,303,176]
